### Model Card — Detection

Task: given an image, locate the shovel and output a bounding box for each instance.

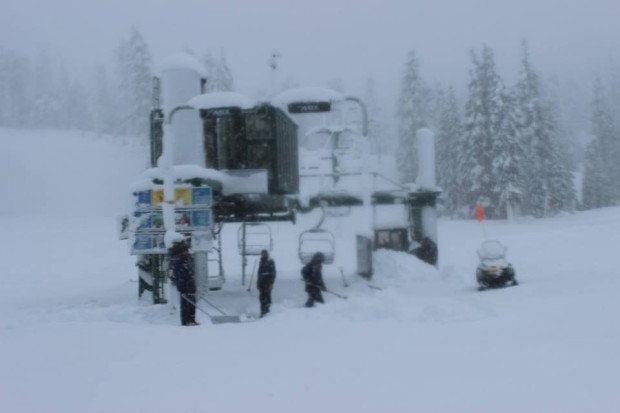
[181,294,243,324]
[308,283,348,299]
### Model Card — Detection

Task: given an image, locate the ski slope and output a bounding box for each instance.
[1,128,618,412]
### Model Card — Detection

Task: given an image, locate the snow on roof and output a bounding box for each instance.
[130,165,268,195]
[158,53,207,77]
[188,91,256,110]
[130,165,228,193]
[272,87,345,107]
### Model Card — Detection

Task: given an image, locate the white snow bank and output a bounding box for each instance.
[374,249,441,286]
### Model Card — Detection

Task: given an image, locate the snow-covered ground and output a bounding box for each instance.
[1,128,618,412]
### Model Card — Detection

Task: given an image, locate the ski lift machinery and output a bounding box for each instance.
[272,88,368,266]
[123,53,299,308]
[124,60,441,313]
[274,88,441,270]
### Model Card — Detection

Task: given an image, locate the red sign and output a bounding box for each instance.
[476,204,484,223]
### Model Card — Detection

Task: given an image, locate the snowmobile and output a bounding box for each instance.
[476,240,518,291]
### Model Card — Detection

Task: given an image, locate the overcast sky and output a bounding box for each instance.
[2,0,619,111]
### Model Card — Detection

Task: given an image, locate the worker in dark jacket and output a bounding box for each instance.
[415,236,438,266]
[257,249,276,317]
[172,242,199,326]
[302,252,326,307]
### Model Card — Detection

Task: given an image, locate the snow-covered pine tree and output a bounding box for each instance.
[535,88,576,215]
[610,63,620,119]
[582,77,619,209]
[0,48,6,125]
[515,42,542,216]
[56,62,92,131]
[549,76,587,167]
[435,86,464,217]
[217,51,234,92]
[0,48,32,127]
[515,42,575,216]
[91,64,117,136]
[32,51,61,128]
[57,63,72,129]
[545,123,577,214]
[115,28,153,138]
[582,139,609,209]
[364,74,390,158]
[202,50,235,92]
[493,89,525,219]
[67,77,92,132]
[461,45,504,218]
[202,52,216,92]
[395,51,432,183]
[609,64,620,197]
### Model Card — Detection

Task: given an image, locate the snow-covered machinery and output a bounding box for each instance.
[192,92,298,220]
[274,88,441,270]
[476,240,518,291]
[121,55,442,305]
[273,87,368,209]
[370,129,440,268]
[122,53,299,304]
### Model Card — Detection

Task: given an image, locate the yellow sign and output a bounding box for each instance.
[151,188,192,207]
[174,188,191,206]
[151,190,164,206]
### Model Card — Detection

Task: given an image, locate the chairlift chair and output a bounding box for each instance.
[237,222,273,255]
[298,228,335,264]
